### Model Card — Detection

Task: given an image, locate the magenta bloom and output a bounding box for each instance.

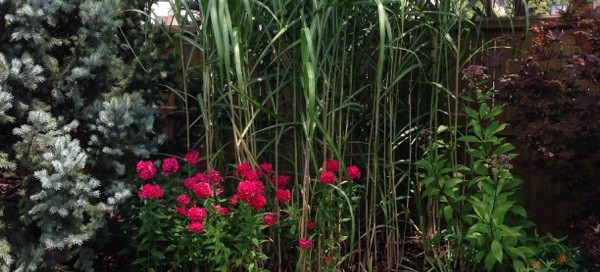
[272,174,291,188]
[193,182,213,199]
[177,206,188,216]
[237,180,267,209]
[244,170,260,181]
[184,172,207,189]
[176,194,191,206]
[347,165,362,180]
[237,180,265,200]
[162,157,179,176]
[206,169,223,185]
[236,161,253,177]
[138,183,164,199]
[219,207,230,215]
[214,205,230,215]
[320,171,337,184]
[136,160,156,180]
[188,207,208,222]
[260,162,273,174]
[263,213,278,226]
[276,188,292,204]
[185,149,201,165]
[299,238,313,249]
[189,221,204,233]
[230,194,239,205]
[248,194,267,210]
[325,159,341,173]
[307,220,316,230]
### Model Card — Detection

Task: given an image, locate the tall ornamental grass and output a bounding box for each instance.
[162,0,514,270]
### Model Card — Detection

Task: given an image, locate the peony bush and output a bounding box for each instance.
[129,150,361,271]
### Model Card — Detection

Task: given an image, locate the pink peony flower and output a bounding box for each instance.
[176,194,191,206]
[184,176,198,189]
[193,182,213,199]
[218,206,230,215]
[189,221,204,233]
[276,188,292,204]
[206,169,223,185]
[177,206,188,216]
[187,207,208,222]
[136,160,157,180]
[260,162,273,174]
[263,213,278,226]
[185,149,201,165]
[272,174,291,188]
[299,238,313,249]
[138,183,164,199]
[161,157,179,176]
[247,194,267,210]
[307,220,316,230]
[214,205,230,215]
[347,165,362,180]
[320,171,337,184]
[236,161,253,177]
[230,194,239,205]
[325,159,341,173]
[244,170,260,181]
[237,180,265,201]
[325,256,334,264]
[237,180,267,210]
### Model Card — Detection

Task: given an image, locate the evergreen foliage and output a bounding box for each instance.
[0,0,168,270]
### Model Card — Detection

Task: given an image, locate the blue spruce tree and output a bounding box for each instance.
[0,0,170,270]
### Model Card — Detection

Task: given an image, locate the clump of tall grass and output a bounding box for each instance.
[161,0,516,270]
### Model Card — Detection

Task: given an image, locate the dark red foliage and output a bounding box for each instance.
[497,8,600,218]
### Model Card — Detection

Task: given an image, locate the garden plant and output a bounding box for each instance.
[0,0,597,271]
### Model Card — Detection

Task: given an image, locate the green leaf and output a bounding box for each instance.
[486,105,504,119]
[512,260,525,271]
[443,205,453,221]
[422,188,440,197]
[471,200,487,219]
[475,250,485,261]
[151,249,166,260]
[493,201,515,223]
[472,121,483,139]
[495,143,515,154]
[516,246,536,258]
[444,178,462,189]
[497,224,521,237]
[462,95,476,103]
[467,148,485,159]
[506,247,526,260]
[511,205,528,217]
[437,125,448,133]
[465,106,478,119]
[493,123,507,134]
[459,135,480,143]
[484,251,496,271]
[479,103,489,118]
[491,240,503,263]
[473,160,488,175]
[131,258,147,265]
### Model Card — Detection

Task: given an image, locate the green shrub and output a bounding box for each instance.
[0,0,169,270]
